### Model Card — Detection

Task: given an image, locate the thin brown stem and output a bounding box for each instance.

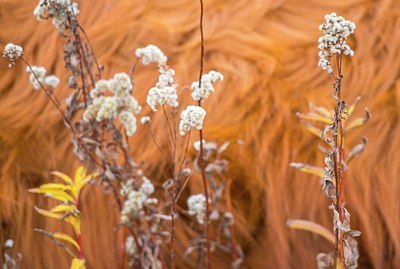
[197,0,211,267]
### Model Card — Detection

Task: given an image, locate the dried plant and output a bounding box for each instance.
[288,13,370,269]
[2,239,22,269]
[2,0,241,268]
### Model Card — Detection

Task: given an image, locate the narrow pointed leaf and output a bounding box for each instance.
[35,207,62,220]
[297,113,332,124]
[52,233,80,251]
[287,219,335,244]
[65,216,81,234]
[51,171,73,184]
[348,96,361,116]
[51,204,76,214]
[289,163,324,177]
[346,108,371,131]
[30,189,75,203]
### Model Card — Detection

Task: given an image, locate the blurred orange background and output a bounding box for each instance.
[1,0,399,268]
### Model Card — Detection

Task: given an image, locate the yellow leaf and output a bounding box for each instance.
[289,163,324,177]
[75,172,98,195]
[39,183,69,190]
[347,96,361,117]
[297,113,332,124]
[35,207,62,220]
[309,105,333,118]
[65,216,81,234]
[304,126,323,138]
[52,232,81,252]
[287,219,335,244]
[52,171,73,184]
[74,166,86,183]
[51,204,76,213]
[71,258,86,269]
[30,189,75,203]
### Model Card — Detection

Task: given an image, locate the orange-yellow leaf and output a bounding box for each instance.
[304,126,323,138]
[309,105,333,118]
[51,171,73,184]
[297,113,332,124]
[348,96,361,116]
[287,219,335,244]
[289,163,324,177]
[71,258,86,269]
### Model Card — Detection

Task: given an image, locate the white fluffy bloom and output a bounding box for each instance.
[34,0,80,30]
[135,44,167,65]
[121,177,157,222]
[83,73,141,136]
[26,66,60,90]
[179,105,206,136]
[141,116,150,124]
[121,190,147,221]
[4,239,14,248]
[318,13,356,74]
[140,177,155,196]
[119,111,137,136]
[146,65,178,111]
[191,70,224,101]
[125,236,138,257]
[187,194,207,224]
[3,43,23,67]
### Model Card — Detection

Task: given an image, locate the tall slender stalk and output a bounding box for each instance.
[197,0,212,268]
[332,54,345,269]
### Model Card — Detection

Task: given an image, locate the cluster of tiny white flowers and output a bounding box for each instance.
[140,116,151,125]
[120,178,157,222]
[146,65,179,111]
[83,73,142,136]
[26,66,60,90]
[34,0,79,30]
[187,194,207,224]
[3,43,23,67]
[179,105,206,136]
[318,13,356,74]
[125,236,138,258]
[135,44,167,65]
[191,70,224,101]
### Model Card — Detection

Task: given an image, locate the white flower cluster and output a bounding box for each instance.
[34,0,79,30]
[120,178,158,222]
[146,65,179,111]
[125,236,138,258]
[83,73,142,136]
[140,116,151,124]
[26,66,60,90]
[179,105,206,136]
[187,194,207,224]
[191,70,224,101]
[318,13,356,74]
[3,43,23,67]
[135,44,167,65]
